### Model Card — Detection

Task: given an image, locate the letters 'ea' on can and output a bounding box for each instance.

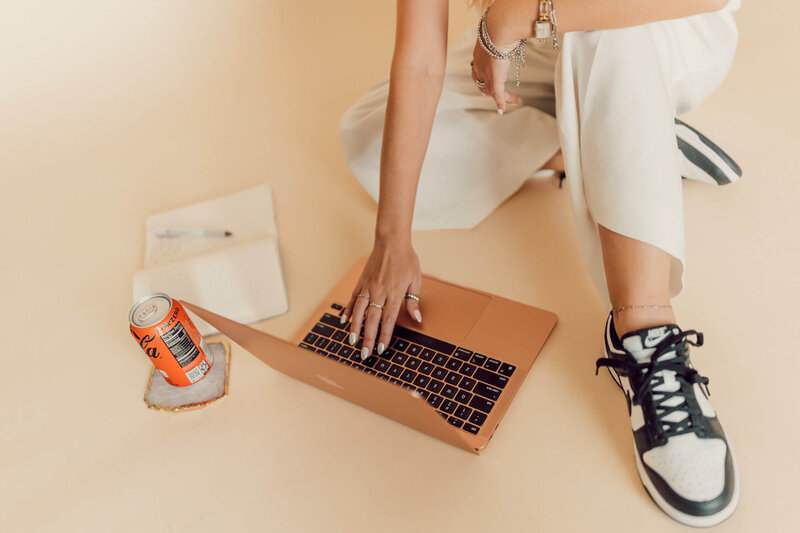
[129,293,214,387]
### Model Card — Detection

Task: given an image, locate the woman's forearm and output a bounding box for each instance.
[374,65,444,243]
[489,0,728,45]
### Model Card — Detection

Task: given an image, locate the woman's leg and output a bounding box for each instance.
[598,226,676,337]
[556,10,741,527]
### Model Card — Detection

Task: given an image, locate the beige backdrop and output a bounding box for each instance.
[1,1,797,532]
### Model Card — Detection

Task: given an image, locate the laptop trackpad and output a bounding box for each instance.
[397,276,490,342]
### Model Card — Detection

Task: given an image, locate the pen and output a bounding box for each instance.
[153,228,233,238]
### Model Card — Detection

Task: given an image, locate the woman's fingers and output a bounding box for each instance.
[405,277,422,324]
[376,294,403,357]
[505,91,519,105]
[360,293,386,360]
[348,291,369,347]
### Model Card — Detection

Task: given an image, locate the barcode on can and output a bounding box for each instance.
[186,360,210,384]
[161,321,199,368]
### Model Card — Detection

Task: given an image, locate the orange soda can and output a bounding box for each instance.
[129,293,214,387]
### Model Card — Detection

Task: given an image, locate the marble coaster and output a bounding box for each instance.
[144,340,230,411]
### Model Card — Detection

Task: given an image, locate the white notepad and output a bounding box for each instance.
[132,183,289,335]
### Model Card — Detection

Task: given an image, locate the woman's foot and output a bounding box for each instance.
[597,312,740,527]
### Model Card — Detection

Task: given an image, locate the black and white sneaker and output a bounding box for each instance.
[597,312,739,527]
[676,118,742,186]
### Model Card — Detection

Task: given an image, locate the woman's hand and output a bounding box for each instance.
[471,10,520,114]
[342,237,423,360]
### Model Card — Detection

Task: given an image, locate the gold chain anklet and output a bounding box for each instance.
[611,304,673,314]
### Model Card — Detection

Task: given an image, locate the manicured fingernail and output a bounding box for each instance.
[377,342,385,354]
[339,313,347,325]
[414,310,422,323]
[497,108,504,115]
[361,347,369,360]
[349,332,357,345]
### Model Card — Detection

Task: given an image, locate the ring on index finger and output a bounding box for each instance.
[475,79,486,89]
[404,293,420,301]
[368,302,384,310]
[357,293,370,300]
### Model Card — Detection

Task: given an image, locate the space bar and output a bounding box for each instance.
[392,325,456,355]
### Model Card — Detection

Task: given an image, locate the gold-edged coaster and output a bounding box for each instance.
[144,339,230,412]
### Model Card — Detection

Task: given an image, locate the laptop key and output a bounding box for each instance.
[365,368,376,375]
[339,359,351,366]
[453,347,473,361]
[462,423,480,434]
[447,416,464,428]
[413,375,430,388]
[437,411,449,420]
[352,363,365,371]
[474,382,502,401]
[318,349,330,356]
[427,394,443,409]
[427,380,444,393]
[473,368,509,389]
[376,359,391,373]
[332,330,347,342]
[331,303,343,310]
[339,345,354,358]
[380,348,394,360]
[441,400,457,414]
[314,337,330,349]
[402,383,416,391]
[498,363,516,377]
[363,355,378,368]
[445,371,462,386]
[391,352,408,365]
[327,342,342,354]
[406,344,421,356]
[349,350,362,362]
[455,405,472,420]
[388,364,404,378]
[419,349,435,361]
[377,373,389,381]
[299,342,315,351]
[312,323,335,337]
[303,333,318,344]
[415,389,429,399]
[389,378,402,386]
[441,385,457,399]
[393,338,409,352]
[484,358,502,371]
[459,363,477,377]
[433,353,449,367]
[446,359,462,372]
[469,411,487,426]
[319,313,344,328]
[419,362,434,375]
[405,357,421,370]
[400,369,417,383]
[469,396,495,414]
[459,377,477,391]
[469,353,487,366]
[432,367,448,380]
[455,390,472,405]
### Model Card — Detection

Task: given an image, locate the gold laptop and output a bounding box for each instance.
[184,256,557,454]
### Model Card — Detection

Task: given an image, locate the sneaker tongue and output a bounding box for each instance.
[621,324,679,363]
[621,323,689,431]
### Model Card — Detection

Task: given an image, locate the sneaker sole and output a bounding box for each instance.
[600,340,741,528]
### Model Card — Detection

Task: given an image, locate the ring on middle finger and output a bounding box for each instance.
[368,302,384,310]
[357,293,370,300]
[475,79,486,89]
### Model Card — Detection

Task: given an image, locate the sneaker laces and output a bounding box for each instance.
[596,329,711,445]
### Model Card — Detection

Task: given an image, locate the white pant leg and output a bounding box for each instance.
[338,26,561,230]
[556,9,739,312]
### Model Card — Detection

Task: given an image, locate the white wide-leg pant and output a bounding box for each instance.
[338,6,739,312]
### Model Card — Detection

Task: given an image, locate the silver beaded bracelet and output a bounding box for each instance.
[478,6,527,93]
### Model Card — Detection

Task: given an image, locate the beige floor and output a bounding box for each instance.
[1,1,798,532]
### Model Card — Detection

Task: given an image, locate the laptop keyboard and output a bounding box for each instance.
[297,303,516,436]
